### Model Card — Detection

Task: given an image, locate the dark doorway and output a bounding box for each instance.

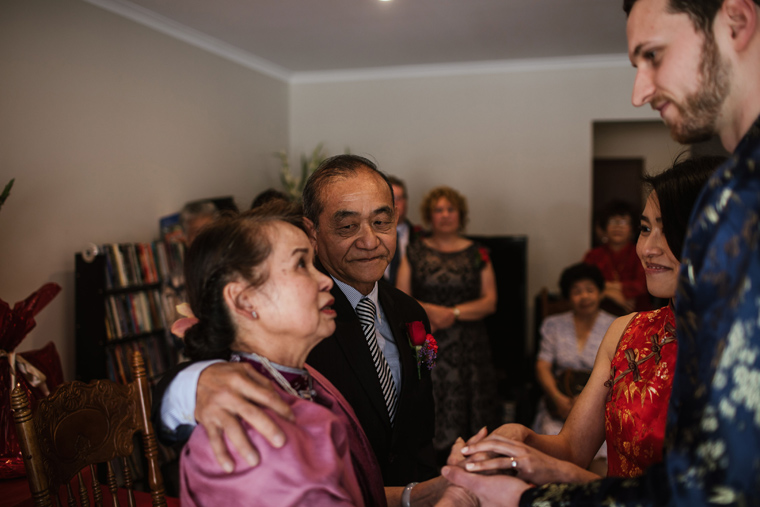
[591,158,644,248]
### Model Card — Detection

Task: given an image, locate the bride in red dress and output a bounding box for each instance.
[457,155,725,483]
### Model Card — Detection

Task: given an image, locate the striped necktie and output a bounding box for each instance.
[356,297,398,423]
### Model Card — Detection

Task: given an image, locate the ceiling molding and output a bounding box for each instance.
[83,0,629,85]
[289,55,632,84]
[82,0,293,82]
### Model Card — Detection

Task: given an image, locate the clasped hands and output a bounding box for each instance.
[435,424,559,507]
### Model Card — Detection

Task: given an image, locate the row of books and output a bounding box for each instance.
[104,289,170,340]
[102,241,185,290]
[106,336,171,384]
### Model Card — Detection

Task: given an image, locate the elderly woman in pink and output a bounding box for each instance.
[177,207,385,506]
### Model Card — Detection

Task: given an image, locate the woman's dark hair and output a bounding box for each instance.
[183,202,304,361]
[559,263,606,300]
[598,200,635,230]
[642,154,725,261]
[250,188,291,210]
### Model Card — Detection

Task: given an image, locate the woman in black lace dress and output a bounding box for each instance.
[396,186,499,464]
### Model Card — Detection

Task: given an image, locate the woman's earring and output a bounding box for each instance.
[251,310,258,319]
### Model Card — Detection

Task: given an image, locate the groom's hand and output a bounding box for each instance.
[441,466,531,507]
[196,361,295,472]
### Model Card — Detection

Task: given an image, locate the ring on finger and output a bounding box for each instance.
[509,457,519,476]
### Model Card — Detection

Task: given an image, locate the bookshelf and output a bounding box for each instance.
[75,242,186,385]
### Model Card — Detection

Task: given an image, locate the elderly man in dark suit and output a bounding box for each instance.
[301,156,436,487]
[156,155,459,505]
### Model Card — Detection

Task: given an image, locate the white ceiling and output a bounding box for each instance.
[85,0,631,80]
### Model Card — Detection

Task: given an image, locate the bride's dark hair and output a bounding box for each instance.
[183,202,304,361]
[642,154,725,261]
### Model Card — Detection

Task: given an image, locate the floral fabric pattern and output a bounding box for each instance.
[605,307,676,477]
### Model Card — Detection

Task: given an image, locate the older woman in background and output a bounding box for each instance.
[583,201,650,313]
[396,185,499,465]
[532,263,614,475]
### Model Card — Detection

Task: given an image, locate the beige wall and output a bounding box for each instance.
[290,67,665,348]
[595,120,687,176]
[594,120,687,211]
[0,0,288,379]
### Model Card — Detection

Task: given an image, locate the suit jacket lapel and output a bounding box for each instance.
[318,261,392,427]
[378,283,417,408]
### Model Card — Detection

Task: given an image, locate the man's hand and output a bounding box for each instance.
[196,362,294,472]
[447,427,489,466]
[434,484,479,507]
[440,466,531,507]
[429,429,488,507]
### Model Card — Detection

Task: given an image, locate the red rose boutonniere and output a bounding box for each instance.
[406,321,438,379]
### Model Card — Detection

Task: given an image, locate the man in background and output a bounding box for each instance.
[384,176,422,285]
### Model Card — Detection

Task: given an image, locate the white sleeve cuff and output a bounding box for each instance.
[160,359,222,431]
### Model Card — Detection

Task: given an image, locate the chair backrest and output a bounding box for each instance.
[540,287,572,321]
[11,350,167,507]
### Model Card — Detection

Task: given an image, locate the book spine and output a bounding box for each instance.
[102,245,116,290]
[111,244,127,288]
[145,243,160,284]
[154,242,170,282]
[127,244,142,286]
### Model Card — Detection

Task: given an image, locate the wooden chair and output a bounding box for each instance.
[516,288,573,426]
[540,287,572,320]
[11,350,167,507]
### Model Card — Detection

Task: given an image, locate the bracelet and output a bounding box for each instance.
[401,481,419,507]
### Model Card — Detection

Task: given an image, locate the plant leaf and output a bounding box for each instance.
[0,178,15,212]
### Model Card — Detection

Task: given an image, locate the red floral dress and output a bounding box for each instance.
[604,306,676,477]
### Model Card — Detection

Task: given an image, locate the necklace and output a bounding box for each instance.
[232,352,316,401]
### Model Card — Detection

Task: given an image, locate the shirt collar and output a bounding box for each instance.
[332,277,379,312]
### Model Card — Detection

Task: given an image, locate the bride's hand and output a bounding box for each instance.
[460,435,599,485]
[456,424,531,470]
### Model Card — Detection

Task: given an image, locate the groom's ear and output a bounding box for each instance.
[304,217,319,252]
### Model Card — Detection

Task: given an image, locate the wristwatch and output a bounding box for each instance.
[452,306,460,320]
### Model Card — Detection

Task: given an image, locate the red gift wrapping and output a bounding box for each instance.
[0,283,62,479]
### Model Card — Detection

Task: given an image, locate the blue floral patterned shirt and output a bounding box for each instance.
[520,117,760,506]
